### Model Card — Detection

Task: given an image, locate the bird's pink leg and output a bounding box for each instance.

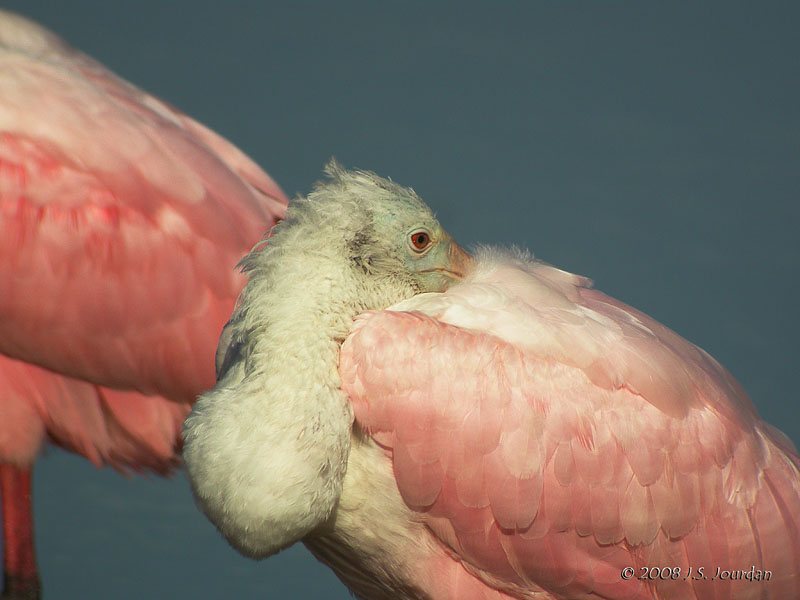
[0,465,40,600]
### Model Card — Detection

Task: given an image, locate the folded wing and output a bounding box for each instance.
[340,251,800,599]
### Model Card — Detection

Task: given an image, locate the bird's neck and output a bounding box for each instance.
[184,253,364,558]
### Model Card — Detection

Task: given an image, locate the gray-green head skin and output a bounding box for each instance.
[183,162,471,560]
[304,160,471,293]
[240,160,470,302]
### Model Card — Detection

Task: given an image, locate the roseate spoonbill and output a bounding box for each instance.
[184,164,800,599]
[0,10,287,599]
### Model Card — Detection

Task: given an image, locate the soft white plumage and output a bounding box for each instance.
[183,163,469,562]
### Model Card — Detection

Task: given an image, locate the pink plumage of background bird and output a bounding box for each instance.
[184,166,800,599]
[0,10,287,599]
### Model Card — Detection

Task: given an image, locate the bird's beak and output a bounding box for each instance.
[416,235,474,291]
[446,240,473,282]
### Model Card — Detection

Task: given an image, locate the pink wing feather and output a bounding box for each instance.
[0,14,287,402]
[340,253,800,599]
[1,356,187,473]
[0,11,288,468]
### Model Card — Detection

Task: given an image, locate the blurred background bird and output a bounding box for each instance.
[0,9,287,599]
[0,2,797,599]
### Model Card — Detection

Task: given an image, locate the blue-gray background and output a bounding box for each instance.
[2,2,798,598]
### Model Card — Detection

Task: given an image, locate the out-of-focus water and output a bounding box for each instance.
[2,2,798,598]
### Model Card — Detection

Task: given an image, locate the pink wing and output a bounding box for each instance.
[340,252,800,599]
[1,356,188,472]
[0,13,287,403]
[0,13,286,599]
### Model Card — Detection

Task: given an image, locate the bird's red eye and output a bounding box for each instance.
[410,231,431,251]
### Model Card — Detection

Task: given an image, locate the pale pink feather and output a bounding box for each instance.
[340,255,800,599]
